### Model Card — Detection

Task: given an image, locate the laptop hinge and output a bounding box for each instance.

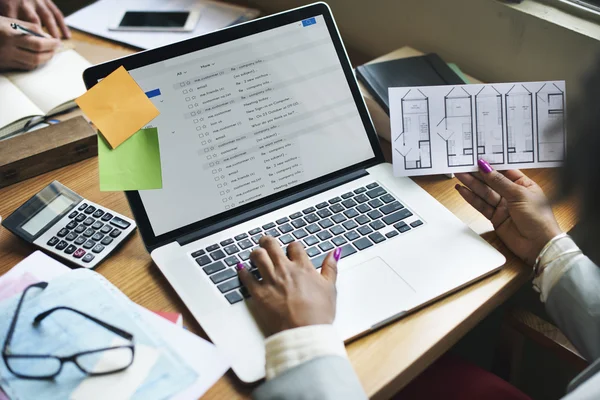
[177,168,369,247]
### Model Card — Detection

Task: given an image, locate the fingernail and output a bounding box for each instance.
[333,247,342,261]
[477,159,493,174]
[236,262,245,271]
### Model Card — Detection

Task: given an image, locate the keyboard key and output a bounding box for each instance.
[368,199,384,208]
[92,221,104,230]
[289,212,303,219]
[218,277,241,293]
[66,232,78,241]
[225,291,243,304]
[239,250,251,261]
[47,236,59,246]
[318,218,334,229]
[83,217,94,226]
[83,228,94,237]
[292,229,308,239]
[279,223,293,234]
[100,225,113,234]
[332,236,347,246]
[109,216,131,230]
[410,220,424,228]
[75,225,86,234]
[369,232,386,243]
[317,209,332,218]
[358,226,373,236]
[57,228,69,237]
[78,203,88,211]
[238,239,254,249]
[84,205,96,214]
[64,244,77,254]
[251,269,262,280]
[92,244,105,254]
[279,234,295,245]
[395,222,412,233]
[354,187,367,194]
[343,220,358,230]
[304,236,319,246]
[240,286,252,298]
[302,207,316,215]
[319,241,334,252]
[224,244,240,255]
[339,243,357,258]
[306,224,321,234]
[383,209,413,225]
[366,187,387,199]
[329,203,344,213]
[342,199,357,208]
[83,240,95,249]
[196,254,212,267]
[252,234,263,244]
[210,249,227,260]
[330,225,345,236]
[366,182,379,189]
[220,238,234,246]
[369,220,386,230]
[276,217,289,225]
[234,233,248,241]
[224,255,239,266]
[355,194,369,203]
[356,204,371,213]
[306,247,321,258]
[211,268,236,284]
[75,214,87,223]
[203,261,225,275]
[248,227,262,235]
[380,201,404,215]
[109,229,122,238]
[91,233,104,242]
[341,192,354,199]
[265,228,281,238]
[101,237,113,246]
[305,213,319,223]
[262,222,276,230]
[73,248,86,259]
[206,244,220,252]
[101,212,113,222]
[316,202,329,209]
[331,214,346,224]
[317,230,332,241]
[291,219,307,228]
[344,209,359,219]
[328,197,342,204]
[381,194,395,204]
[353,237,373,250]
[82,253,95,263]
[367,210,383,220]
[74,236,86,245]
[56,240,68,250]
[92,209,105,219]
[191,249,206,258]
[355,215,370,225]
[66,221,78,230]
[386,230,399,238]
[310,253,328,268]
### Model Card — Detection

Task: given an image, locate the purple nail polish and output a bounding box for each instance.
[333,247,342,261]
[477,158,493,173]
[236,262,245,271]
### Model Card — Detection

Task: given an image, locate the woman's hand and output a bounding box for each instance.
[237,236,342,336]
[455,159,562,266]
[0,0,70,39]
[0,16,60,70]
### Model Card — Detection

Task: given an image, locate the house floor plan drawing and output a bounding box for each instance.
[389,81,566,177]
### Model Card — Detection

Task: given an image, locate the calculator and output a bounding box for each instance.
[2,181,136,269]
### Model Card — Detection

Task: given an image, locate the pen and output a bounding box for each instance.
[10,23,44,38]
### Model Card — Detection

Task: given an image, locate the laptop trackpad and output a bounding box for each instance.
[335,257,417,337]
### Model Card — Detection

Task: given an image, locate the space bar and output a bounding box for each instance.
[310,244,357,268]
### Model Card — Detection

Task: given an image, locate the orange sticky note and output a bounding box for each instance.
[75,66,159,149]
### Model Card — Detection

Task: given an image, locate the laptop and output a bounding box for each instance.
[83,2,506,383]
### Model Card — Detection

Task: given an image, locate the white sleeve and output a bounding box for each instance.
[264,324,348,380]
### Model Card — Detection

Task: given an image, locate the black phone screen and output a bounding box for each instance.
[119,11,189,28]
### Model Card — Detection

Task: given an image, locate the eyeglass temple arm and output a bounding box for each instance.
[3,282,48,353]
[34,307,133,341]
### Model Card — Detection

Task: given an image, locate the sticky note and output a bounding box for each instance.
[76,66,159,149]
[98,127,162,191]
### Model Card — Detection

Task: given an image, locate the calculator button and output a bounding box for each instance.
[75,214,86,223]
[101,212,113,222]
[66,221,78,230]
[75,225,85,234]
[83,240,95,249]
[57,228,69,237]
[109,229,122,238]
[109,216,131,230]
[65,232,77,241]
[92,244,105,253]
[55,240,68,250]
[73,248,86,259]
[68,211,78,219]
[82,253,95,263]
[83,228,94,237]
[100,225,112,234]
[92,233,104,242]
[74,236,86,245]
[78,203,88,211]
[92,209,105,218]
[64,245,77,254]
[84,205,96,214]
[47,237,59,246]
[101,237,113,246]
[92,221,104,230]
[83,217,94,226]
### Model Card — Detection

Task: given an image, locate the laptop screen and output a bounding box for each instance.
[127,15,375,236]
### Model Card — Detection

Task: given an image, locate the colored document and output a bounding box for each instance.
[390,81,566,177]
[98,127,162,191]
[76,66,159,149]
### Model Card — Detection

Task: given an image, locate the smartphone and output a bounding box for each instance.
[109,10,200,32]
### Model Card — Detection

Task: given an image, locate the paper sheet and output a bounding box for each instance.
[75,66,160,149]
[390,81,566,177]
[98,128,163,191]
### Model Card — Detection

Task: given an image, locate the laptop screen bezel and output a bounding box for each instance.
[82,2,385,251]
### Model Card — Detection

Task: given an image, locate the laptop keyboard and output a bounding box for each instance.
[190,182,424,304]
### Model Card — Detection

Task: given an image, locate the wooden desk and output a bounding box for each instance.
[0,31,578,400]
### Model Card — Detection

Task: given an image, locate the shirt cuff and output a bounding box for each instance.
[264,324,347,380]
[533,236,582,302]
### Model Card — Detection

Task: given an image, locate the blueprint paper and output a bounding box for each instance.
[390,81,566,177]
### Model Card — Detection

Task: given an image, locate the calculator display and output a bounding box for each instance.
[21,194,74,235]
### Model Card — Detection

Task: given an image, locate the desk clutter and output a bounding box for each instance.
[0,251,230,400]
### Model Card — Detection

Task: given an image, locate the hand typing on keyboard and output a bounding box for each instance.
[237,236,342,336]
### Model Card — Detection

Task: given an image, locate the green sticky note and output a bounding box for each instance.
[447,63,471,84]
[98,127,162,191]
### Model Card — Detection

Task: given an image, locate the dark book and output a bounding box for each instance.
[356,53,466,115]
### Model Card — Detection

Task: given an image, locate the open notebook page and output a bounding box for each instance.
[0,75,43,137]
[4,49,90,115]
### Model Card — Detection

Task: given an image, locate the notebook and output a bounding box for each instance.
[356,53,466,115]
[0,49,90,139]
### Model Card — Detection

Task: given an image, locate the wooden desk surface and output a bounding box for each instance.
[0,31,578,399]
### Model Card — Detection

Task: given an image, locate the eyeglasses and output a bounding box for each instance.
[2,282,135,380]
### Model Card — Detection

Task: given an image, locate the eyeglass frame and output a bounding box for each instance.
[2,281,135,380]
